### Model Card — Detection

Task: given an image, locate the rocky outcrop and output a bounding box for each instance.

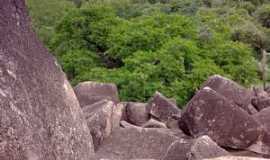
[74,81,119,107]
[0,1,94,159]
[3,2,270,158]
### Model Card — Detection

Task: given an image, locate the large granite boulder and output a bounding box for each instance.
[0,1,94,159]
[202,75,256,114]
[162,135,229,160]
[146,92,181,125]
[180,87,262,149]
[248,107,270,155]
[94,127,186,159]
[74,81,119,107]
[83,100,114,151]
[126,102,149,126]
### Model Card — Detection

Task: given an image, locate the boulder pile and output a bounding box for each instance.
[73,76,270,160]
[2,0,270,160]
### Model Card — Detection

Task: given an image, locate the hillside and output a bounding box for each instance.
[2,1,270,159]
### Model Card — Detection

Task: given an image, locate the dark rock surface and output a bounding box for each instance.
[162,135,229,160]
[0,1,94,159]
[74,81,119,107]
[180,87,261,149]
[202,75,256,114]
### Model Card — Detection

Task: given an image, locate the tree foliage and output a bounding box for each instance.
[27,0,267,106]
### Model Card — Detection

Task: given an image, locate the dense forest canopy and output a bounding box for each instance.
[26,0,270,106]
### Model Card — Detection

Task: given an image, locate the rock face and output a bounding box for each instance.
[74,81,119,107]
[180,87,261,149]
[0,1,94,160]
[202,75,256,114]
[162,135,229,160]
[94,127,186,160]
[146,92,181,124]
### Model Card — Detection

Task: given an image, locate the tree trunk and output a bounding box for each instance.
[0,0,94,159]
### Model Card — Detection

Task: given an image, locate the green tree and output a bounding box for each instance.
[26,0,75,45]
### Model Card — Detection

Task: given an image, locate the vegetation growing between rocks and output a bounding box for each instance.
[27,0,270,106]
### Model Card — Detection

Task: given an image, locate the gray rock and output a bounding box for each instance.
[146,92,181,123]
[0,1,94,159]
[126,102,149,126]
[94,127,186,159]
[74,81,119,107]
[201,75,256,114]
[83,100,115,151]
[180,87,261,149]
[162,135,229,160]
[142,119,167,128]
